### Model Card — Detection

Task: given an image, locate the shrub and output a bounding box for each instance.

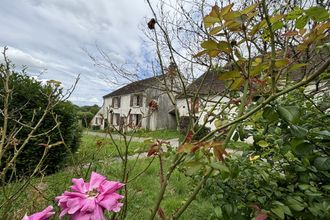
[201,90,330,219]
[0,70,81,178]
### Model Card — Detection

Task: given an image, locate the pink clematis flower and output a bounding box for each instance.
[22,206,55,220]
[55,172,124,220]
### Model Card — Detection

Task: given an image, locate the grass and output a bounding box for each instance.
[67,134,150,165]
[0,134,213,219]
[90,128,183,140]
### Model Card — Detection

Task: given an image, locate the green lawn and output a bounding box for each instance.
[91,128,183,140]
[0,134,212,219]
[67,134,150,165]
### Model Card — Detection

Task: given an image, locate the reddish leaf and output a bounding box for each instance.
[157,207,166,220]
[177,143,194,153]
[212,142,228,162]
[256,213,268,220]
[250,204,261,212]
[185,130,194,143]
[147,143,160,156]
[282,31,298,37]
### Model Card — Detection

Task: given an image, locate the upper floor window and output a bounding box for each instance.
[130,94,142,107]
[112,97,121,108]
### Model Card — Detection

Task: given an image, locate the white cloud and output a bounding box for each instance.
[0,0,152,106]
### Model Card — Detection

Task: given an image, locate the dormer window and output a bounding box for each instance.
[130,94,142,107]
[112,97,121,108]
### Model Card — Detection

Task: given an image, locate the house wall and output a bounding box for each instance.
[91,90,177,131]
[145,88,177,130]
[177,95,232,130]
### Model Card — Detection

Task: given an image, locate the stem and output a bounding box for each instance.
[172,168,213,219]
[172,80,250,219]
[149,154,184,220]
[262,0,277,94]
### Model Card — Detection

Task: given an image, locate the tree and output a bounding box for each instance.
[143,0,330,219]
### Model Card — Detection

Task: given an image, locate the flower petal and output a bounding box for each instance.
[98,193,124,211]
[71,178,88,193]
[89,172,106,190]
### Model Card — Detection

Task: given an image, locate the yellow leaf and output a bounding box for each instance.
[241,3,259,15]
[209,26,222,35]
[219,70,241,80]
[204,15,220,28]
[193,50,208,58]
[230,77,244,90]
[219,4,234,18]
[209,5,220,17]
[201,39,218,50]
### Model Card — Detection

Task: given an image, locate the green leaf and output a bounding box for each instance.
[295,15,308,29]
[287,197,305,211]
[314,157,330,171]
[275,59,289,68]
[272,21,284,31]
[271,206,285,219]
[214,206,222,217]
[305,6,329,22]
[219,70,240,80]
[289,63,307,71]
[263,106,279,122]
[214,119,222,128]
[257,140,269,148]
[292,140,313,157]
[277,106,300,123]
[290,125,307,138]
[210,162,230,173]
[201,39,218,50]
[286,8,303,20]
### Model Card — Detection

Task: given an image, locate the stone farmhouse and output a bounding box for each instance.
[176,70,229,131]
[91,74,181,131]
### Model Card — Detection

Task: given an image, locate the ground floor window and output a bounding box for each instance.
[130,114,142,127]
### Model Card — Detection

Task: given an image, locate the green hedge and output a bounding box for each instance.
[0,71,81,178]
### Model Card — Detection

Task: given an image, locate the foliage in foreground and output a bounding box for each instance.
[202,90,330,219]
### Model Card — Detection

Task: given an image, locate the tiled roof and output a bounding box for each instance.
[103,76,164,98]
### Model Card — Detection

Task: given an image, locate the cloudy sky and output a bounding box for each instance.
[0,0,153,106]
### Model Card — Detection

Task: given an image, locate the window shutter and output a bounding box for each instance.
[111,97,114,108]
[130,95,133,107]
[137,114,142,127]
[138,94,142,107]
[118,97,121,108]
[129,114,133,124]
[110,113,113,125]
[116,114,120,125]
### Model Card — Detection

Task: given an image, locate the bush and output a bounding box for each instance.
[201,90,330,219]
[0,71,81,178]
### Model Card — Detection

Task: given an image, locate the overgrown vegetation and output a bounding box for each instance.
[0,62,81,179]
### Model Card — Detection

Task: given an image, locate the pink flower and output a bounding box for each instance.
[22,206,55,220]
[55,172,124,220]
